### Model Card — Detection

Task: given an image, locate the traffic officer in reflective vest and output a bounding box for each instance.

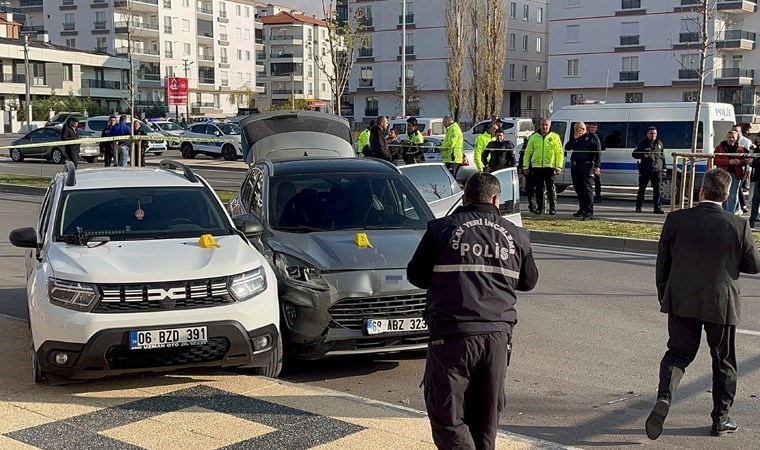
[407,172,539,450]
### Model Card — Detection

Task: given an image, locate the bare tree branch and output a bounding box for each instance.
[444,0,469,121]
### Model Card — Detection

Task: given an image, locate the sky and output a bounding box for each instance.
[272,0,325,17]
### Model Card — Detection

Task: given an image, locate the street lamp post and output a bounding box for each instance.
[401,0,406,118]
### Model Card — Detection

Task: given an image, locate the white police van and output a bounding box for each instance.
[549,102,737,198]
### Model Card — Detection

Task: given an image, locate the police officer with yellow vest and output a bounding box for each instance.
[524,118,564,215]
[474,123,497,171]
[442,115,464,177]
[356,120,373,156]
[407,172,539,450]
[402,117,425,163]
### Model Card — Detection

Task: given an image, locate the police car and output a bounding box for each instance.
[180,122,243,161]
[9,161,281,383]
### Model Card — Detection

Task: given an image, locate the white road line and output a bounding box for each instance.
[532,243,656,258]
[738,329,760,337]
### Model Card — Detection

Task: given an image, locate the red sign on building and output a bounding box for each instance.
[166,77,189,106]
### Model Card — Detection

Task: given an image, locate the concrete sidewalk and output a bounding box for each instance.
[0,318,569,450]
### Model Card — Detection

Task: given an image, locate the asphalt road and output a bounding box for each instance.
[3,193,760,448]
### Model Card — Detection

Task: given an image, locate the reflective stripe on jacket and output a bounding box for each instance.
[474,132,494,171]
[441,122,464,164]
[524,131,564,170]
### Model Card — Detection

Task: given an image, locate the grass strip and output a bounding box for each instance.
[0,173,52,188]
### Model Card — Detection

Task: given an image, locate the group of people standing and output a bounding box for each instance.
[60,115,150,168]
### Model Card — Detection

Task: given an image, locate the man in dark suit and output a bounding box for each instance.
[647,168,760,440]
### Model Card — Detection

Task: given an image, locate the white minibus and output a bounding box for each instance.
[549,102,737,198]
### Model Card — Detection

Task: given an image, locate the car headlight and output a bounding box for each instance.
[229,267,268,301]
[274,253,329,291]
[48,278,100,311]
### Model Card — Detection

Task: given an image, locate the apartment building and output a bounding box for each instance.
[548,0,760,124]
[255,6,334,111]
[11,0,263,117]
[0,34,130,113]
[344,0,550,124]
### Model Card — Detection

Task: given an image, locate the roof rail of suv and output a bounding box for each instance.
[64,161,76,186]
[159,159,198,183]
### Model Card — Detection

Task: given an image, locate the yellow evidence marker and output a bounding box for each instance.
[354,232,373,249]
[198,234,221,248]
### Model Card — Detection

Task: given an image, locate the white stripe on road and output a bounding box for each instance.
[532,243,656,258]
[738,329,760,337]
[433,264,520,279]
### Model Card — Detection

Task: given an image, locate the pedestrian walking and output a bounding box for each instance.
[481,129,515,173]
[60,117,81,168]
[401,117,425,164]
[109,115,132,167]
[441,115,464,177]
[632,126,666,214]
[101,115,117,167]
[523,118,563,215]
[474,123,497,171]
[565,122,601,220]
[369,115,392,162]
[407,172,539,450]
[713,130,748,214]
[588,122,606,203]
[646,167,760,440]
[356,121,373,156]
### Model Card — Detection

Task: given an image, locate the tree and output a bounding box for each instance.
[466,4,486,121]
[315,0,368,116]
[393,80,426,117]
[269,98,313,111]
[444,0,470,121]
[228,83,257,108]
[483,0,507,118]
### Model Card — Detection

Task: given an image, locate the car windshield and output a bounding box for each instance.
[268,173,433,232]
[157,122,183,131]
[219,123,240,135]
[54,187,233,242]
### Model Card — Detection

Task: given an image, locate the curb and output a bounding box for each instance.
[0,184,45,196]
[529,230,658,254]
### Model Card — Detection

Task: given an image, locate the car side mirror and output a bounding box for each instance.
[9,227,38,248]
[214,130,222,137]
[232,214,264,237]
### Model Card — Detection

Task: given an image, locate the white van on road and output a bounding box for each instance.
[389,117,445,141]
[463,117,534,148]
[549,102,737,198]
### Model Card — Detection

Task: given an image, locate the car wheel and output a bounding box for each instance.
[180,143,196,159]
[51,148,64,164]
[251,333,283,378]
[222,144,238,161]
[83,157,96,163]
[153,152,164,157]
[10,148,24,162]
[555,184,568,194]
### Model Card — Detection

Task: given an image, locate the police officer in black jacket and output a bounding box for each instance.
[481,128,516,172]
[633,126,666,214]
[60,117,80,168]
[566,122,601,220]
[407,172,539,450]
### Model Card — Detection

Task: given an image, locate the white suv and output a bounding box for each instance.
[9,161,281,383]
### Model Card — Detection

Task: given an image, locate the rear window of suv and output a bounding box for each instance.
[86,119,108,131]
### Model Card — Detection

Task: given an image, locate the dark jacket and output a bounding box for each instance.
[632,138,666,172]
[482,140,516,172]
[656,202,760,325]
[713,141,748,179]
[369,125,391,161]
[60,124,80,152]
[109,121,131,145]
[566,132,601,168]
[100,124,113,153]
[133,126,149,151]
[751,148,760,183]
[591,131,606,151]
[402,129,424,163]
[407,203,539,337]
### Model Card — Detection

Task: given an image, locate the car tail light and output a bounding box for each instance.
[426,129,432,136]
[462,155,470,166]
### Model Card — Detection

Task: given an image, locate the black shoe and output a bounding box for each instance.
[582,213,594,221]
[635,207,643,213]
[572,211,583,218]
[653,209,665,215]
[594,196,601,204]
[645,398,670,440]
[711,419,738,437]
[534,210,542,215]
[549,209,556,215]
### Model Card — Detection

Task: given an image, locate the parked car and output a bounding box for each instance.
[45,112,85,127]
[419,135,478,185]
[83,116,167,156]
[180,122,242,161]
[8,127,100,163]
[463,117,534,148]
[8,160,282,383]
[146,120,184,149]
[388,117,445,141]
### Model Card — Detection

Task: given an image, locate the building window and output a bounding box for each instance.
[620,22,639,45]
[184,43,191,55]
[535,66,542,81]
[537,7,544,23]
[360,66,373,87]
[567,59,579,77]
[509,2,516,18]
[626,92,643,103]
[182,19,190,31]
[536,36,543,53]
[521,65,527,80]
[181,0,188,7]
[509,64,515,80]
[63,64,73,81]
[566,25,580,42]
[621,0,641,9]
[682,91,698,102]
[165,40,173,57]
[321,83,326,91]
[571,93,584,104]
[522,35,528,51]
[681,53,698,70]
[365,96,379,116]
[244,6,249,17]
[509,33,516,50]
[523,4,529,20]
[237,49,242,60]
[236,4,241,16]
[95,37,107,51]
[621,56,639,80]
[164,16,172,33]
[358,5,373,26]
[65,38,76,48]
[245,28,250,40]
[64,13,75,31]
[245,50,250,61]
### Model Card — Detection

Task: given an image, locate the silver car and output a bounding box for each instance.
[9,127,100,163]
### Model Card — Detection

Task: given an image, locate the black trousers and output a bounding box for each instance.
[446,163,461,178]
[636,169,662,209]
[594,174,602,198]
[102,143,114,167]
[658,314,737,423]
[64,146,79,167]
[571,163,594,215]
[531,168,557,212]
[424,332,510,450]
[525,172,538,212]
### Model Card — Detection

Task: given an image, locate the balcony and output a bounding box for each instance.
[714,68,756,85]
[716,30,756,50]
[62,23,76,31]
[61,0,76,10]
[717,0,757,13]
[198,55,215,66]
[364,108,379,117]
[256,51,266,60]
[272,89,303,95]
[197,5,213,15]
[165,50,173,58]
[398,76,415,86]
[198,77,215,84]
[164,26,172,33]
[91,0,108,7]
[619,71,640,81]
[268,34,304,45]
[138,72,161,81]
[672,32,700,49]
[82,79,121,89]
[675,0,701,11]
[358,48,374,60]
[219,56,228,64]
[218,9,228,22]
[20,0,43,10]
[397,13,415,29]
[270,52,302,59]
[93,21,107,31]
[114,0,158,11]
[678,68,699,79]
[95,46,108,52]
[197,30,214,39]
[0,73,25,83]
[20,25,45,34]
[358,78,373,90]
[620,35,639,46]
[397,45,415,60]
[115,47,160,57]
[615,34,643,51]
[220,79,229,87]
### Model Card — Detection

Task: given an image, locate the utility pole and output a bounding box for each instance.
[182,58,194,119]
[291,71,295,110]
[23,34,31,131]
[401,0,406,118]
